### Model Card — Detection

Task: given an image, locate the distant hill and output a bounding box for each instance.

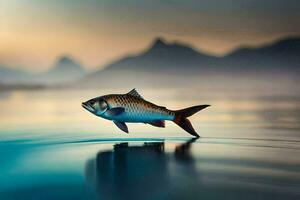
[222,37,300,72]
[0,66,33,84]
[102,37,217,73]
[42,55,86,84]
[1,37,299,90]
[0,55,86,85]
[81,36,300,88]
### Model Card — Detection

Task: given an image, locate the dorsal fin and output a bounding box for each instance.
[127,88,143,99]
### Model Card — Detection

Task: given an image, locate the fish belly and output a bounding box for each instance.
[110,110,173,123]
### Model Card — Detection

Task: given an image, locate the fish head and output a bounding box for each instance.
[82,97,109,117]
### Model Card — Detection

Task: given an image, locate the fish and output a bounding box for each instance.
[82,89,210,138]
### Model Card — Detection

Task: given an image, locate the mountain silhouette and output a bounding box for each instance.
[0,66,33,84]
[43,55,86,83]
[81,36,300,88]
[223,37,300,72]
[0,56,86,85]
[98,37,216,73]
[1,36,299,89]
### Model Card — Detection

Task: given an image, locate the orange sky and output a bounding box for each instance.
[0,0,299,71]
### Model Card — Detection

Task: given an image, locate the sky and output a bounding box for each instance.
[0,0,300,71]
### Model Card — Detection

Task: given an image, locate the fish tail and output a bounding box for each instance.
[173,105,210,138]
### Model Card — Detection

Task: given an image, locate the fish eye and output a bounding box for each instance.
[99,99,108,111]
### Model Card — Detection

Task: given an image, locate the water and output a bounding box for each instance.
[0,89,299,199]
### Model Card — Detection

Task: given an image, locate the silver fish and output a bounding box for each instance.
[82,89,210,137]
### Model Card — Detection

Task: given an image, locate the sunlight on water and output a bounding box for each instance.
[0,89,299,141]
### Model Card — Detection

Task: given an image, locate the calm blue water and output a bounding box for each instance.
[0,89,299,199]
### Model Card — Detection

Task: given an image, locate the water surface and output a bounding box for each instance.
[0,89,299,199]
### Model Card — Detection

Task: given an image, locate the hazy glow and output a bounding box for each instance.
[1,89,299,141]
[0,0,299,70]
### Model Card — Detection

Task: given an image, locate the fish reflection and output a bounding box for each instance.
[85,139,197,200]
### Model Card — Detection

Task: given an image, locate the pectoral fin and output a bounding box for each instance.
[148,120,165,128]
[106,107,125,116]
[113,121,129,133]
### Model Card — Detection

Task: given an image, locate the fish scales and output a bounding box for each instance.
[105,94,174,122]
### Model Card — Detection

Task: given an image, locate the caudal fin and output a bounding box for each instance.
[173,105,210,138]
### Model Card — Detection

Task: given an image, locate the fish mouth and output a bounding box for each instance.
[82,102,95,113]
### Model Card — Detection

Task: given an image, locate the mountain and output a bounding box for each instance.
[222,37,300,72]
[1,37,299,89]
[0,66,33,84]
[100,37,217,73]
[81,36,300,88]
[43,56,86,84]
[0,56,86,85]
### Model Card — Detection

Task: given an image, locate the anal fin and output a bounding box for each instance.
[148,120,165,128]
[113,121,128,133]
